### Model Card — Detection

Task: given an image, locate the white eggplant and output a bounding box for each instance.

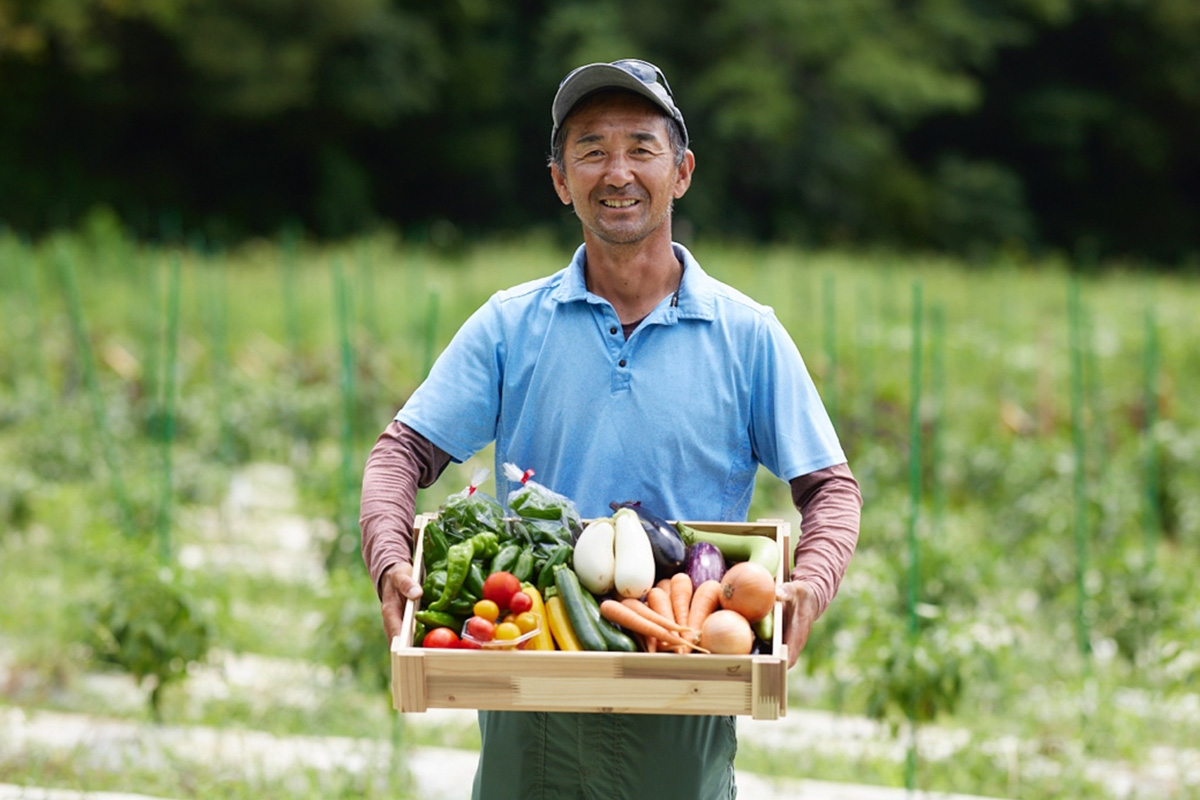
[612,507,656,599]
[572,518,616,595]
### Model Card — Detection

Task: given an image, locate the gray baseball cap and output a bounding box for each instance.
[551,58,688,150]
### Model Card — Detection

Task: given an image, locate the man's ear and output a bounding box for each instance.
[673,149,696,199]
[550,163,573,206]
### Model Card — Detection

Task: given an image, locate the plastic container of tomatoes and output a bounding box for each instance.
[460,620,540,650]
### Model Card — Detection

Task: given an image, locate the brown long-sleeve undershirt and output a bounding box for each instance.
[360,421,861,615]
[787,461,862,615]
[359,421,452,596]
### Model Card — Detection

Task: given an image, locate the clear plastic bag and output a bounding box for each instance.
[502,462,582,546]
[438,468,505,542]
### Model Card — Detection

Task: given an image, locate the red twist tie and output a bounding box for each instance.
[521,469,535,485]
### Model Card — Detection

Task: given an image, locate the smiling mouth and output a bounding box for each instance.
[600,198,639,208]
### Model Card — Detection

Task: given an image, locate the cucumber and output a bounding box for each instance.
[581,588,638,652]
[553,565,609,651]
[753,608,774,642]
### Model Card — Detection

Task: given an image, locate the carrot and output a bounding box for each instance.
[686,579,723,632]
[646,586,677,653]
[601,600,709,654]
[656,577,672,594]
[669,572,693,628]
[620,597,692,634]
[646,587,674,627]
[666,573,694,654]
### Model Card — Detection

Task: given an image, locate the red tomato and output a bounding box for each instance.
[423,627,460,648]
[508,590,533,615]
[458,638,483,650]
[465,615,496,643]
[482,571,521,609]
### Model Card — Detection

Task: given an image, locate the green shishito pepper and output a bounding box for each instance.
[472,530,501,561]
[422,568,448,599]
[490,542,522,575]
[428,530,499,611]
[464,560,486,600]
[422,519,450,568]
[536,543,572,595]
[512,546,535,582]
[415,609,461,630]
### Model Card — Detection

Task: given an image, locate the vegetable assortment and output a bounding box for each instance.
[415,472,779,656]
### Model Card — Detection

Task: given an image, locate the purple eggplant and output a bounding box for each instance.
[685,541,727,586]
[609,500,687,581]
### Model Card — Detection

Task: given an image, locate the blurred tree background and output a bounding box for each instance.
[1,0,1197,264]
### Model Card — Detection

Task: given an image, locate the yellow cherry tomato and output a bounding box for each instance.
[473,599,500,623]
[494,621,522,642]
[514,611,540,635]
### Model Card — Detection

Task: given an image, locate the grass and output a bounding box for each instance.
[2,225,1199,798]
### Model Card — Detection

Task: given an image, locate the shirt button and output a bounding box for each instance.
[609,326,618,335]
[618,359,627,368]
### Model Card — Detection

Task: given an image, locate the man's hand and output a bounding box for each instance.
[775,579,820,669]
[380,563,423,643]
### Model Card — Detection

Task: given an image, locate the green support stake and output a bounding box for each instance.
[822,272,838,429]
[156,250,182,563]
[208,248,234,465]
[141,249,161,432]
[1142,306,1160,567]
[330,258,361,572]
[1068,275,1091,657]
[856,283,875,442]
[55,242,136,536]
[930,303,946,534]
[905,280,924,793]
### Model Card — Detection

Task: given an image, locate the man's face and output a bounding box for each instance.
[551,92,694,247]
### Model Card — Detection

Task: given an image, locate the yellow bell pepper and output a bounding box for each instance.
[546,595,583,651]
[521,584,556,651]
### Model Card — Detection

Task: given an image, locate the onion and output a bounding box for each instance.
[699,609,754,655]
[718,561,775,623]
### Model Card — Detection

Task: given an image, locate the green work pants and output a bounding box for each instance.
[470,710,738,799]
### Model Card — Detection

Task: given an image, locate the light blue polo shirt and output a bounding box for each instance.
[397,242,844,522]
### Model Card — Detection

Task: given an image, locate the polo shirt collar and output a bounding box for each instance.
[552,242,717,321]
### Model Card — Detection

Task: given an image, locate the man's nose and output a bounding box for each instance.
[603,153,634,186]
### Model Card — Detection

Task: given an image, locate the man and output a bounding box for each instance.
[360,58,862,799]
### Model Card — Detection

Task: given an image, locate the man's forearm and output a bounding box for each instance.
[360,420,452,596]
[789,462,862,616]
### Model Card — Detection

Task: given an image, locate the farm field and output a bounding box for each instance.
[1,224,1199,799]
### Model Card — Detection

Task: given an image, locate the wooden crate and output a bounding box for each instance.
[391,514,791,720]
